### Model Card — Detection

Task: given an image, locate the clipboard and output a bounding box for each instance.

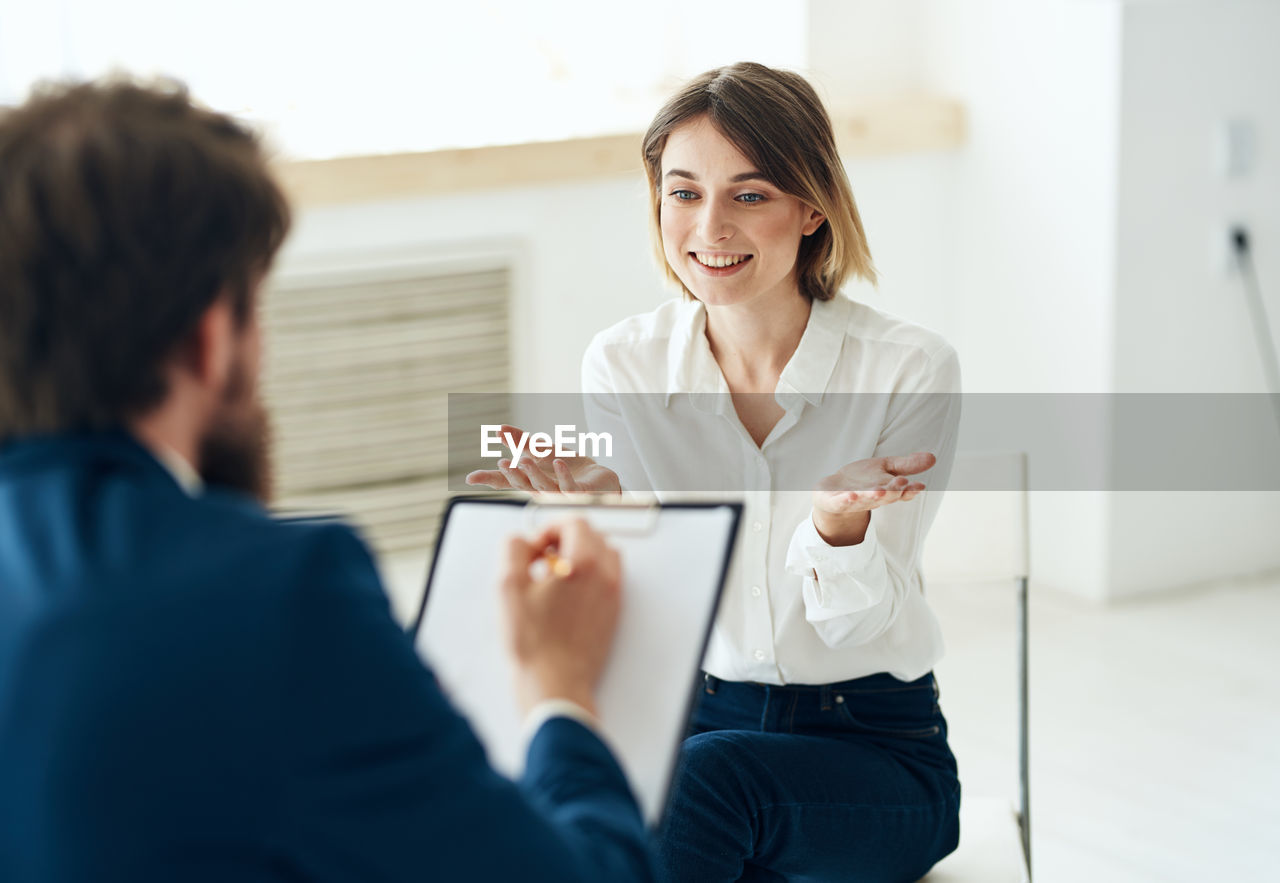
[410,496,742,826]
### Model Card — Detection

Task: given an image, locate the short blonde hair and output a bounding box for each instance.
[641,62,876,301]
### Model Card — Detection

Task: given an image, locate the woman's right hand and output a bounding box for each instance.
[465,424,622,496]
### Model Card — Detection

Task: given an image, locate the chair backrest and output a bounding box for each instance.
[922,451,1030,584]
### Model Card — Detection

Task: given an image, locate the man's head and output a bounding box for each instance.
[0,77,290,498]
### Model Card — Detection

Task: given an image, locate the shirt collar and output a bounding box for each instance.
[664,295,850,410]
[775,295,850,408]
[664,299,729,407]
[150,442,204,497]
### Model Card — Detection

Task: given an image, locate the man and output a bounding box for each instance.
[0,78,653,882]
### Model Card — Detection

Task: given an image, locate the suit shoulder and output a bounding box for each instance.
[178,492,381,603]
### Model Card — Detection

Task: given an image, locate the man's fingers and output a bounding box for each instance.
[556,517,605,565]
[882,451,936,476]
[500,535,538,596]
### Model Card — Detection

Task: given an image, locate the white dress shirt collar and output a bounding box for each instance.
[663,295,852,410]
[151,442,204,497]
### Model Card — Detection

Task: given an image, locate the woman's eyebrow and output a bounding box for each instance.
[663,169,770,183]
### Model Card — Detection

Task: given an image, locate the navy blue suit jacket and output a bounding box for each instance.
[0,432,653,882]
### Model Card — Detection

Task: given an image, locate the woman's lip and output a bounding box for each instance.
[689,253,753,276]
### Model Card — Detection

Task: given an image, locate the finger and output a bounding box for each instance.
[499,535,538,596]
[899,483,927,502]
[465,469,512,489]
[557,517,603,563]
[553,459,582,493]
[876,488,905,507]
[601,545,622,595]
[499,460,535,492]
[519,461,560,494]
[499,425,528,456]
[882,451,937,476]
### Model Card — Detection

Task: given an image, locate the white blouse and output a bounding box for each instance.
[581,295,961,685]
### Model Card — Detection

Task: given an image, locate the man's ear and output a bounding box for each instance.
[174,296,237,395]
[802,207,826,236]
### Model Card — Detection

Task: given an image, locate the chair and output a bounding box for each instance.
[918,452,1031,882]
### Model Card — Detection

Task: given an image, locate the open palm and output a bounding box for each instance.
[812,452,936,515]
[465,424,622,496]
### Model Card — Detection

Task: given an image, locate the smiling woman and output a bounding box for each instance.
[467,61,965,883]
[591,63,963,883]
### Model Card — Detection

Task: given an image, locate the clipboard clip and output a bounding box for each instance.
[525,498,661,537]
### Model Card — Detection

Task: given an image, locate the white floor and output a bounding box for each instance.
[383,556,1280,883]
[930,573,1280,883]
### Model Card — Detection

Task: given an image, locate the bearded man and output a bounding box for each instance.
[0,79,652,883]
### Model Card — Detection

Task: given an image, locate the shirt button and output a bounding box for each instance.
[751,585,762,597]
[752,521,763,533]
[753,649,766,661]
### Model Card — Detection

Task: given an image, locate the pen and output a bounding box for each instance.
[542,549,574,578]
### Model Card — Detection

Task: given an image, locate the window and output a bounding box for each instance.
[0,0,807,159]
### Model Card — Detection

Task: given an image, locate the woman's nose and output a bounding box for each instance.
[695,202,733,243]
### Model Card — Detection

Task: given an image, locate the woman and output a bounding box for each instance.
[471,62,961,883]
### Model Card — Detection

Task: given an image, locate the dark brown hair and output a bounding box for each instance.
[0,76,290,443]
[642,62,875,301]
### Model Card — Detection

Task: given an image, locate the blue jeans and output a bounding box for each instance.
[654,672,960,883]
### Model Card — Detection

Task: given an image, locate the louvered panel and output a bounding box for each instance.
[283,476,455,555]
[265,271,507,325]
[267,361,508,404]
[263,262,511,560]
[268,325,508,365]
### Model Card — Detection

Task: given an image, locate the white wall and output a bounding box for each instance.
[1106,0,1280,597]
[810,0,1280,601]
[808,0,1123,600]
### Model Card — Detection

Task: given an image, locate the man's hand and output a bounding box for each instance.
[499,518,622,716]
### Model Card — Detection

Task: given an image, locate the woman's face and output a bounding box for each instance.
[659,116,824,310]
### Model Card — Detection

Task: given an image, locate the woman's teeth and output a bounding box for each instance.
[694,253,749,268]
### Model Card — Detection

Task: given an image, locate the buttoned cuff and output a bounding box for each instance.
[785,511,886,621]
[521,698,602,746]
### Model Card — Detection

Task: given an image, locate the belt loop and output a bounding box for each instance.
[820,683,832,712]
[703,672,719,695]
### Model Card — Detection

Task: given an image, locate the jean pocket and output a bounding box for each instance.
[833,694,941,739]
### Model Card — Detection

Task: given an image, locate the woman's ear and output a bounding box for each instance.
[802,207,826,236]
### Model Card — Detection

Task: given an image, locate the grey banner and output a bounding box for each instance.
[447,393,1280,492]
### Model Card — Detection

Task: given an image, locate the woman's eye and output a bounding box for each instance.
[736,192,766,204]
[670,189,698,201]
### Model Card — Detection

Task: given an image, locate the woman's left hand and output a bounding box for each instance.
[810,452,935,545]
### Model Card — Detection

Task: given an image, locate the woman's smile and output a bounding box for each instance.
[690,252,754,275]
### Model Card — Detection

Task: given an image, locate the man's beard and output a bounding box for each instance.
[197,358,273,504]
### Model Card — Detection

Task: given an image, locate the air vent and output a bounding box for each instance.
[262,261,511,556]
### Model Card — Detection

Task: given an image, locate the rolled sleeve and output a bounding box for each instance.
[785,512,889,624]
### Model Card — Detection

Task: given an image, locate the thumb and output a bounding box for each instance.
[882,451,936,476]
